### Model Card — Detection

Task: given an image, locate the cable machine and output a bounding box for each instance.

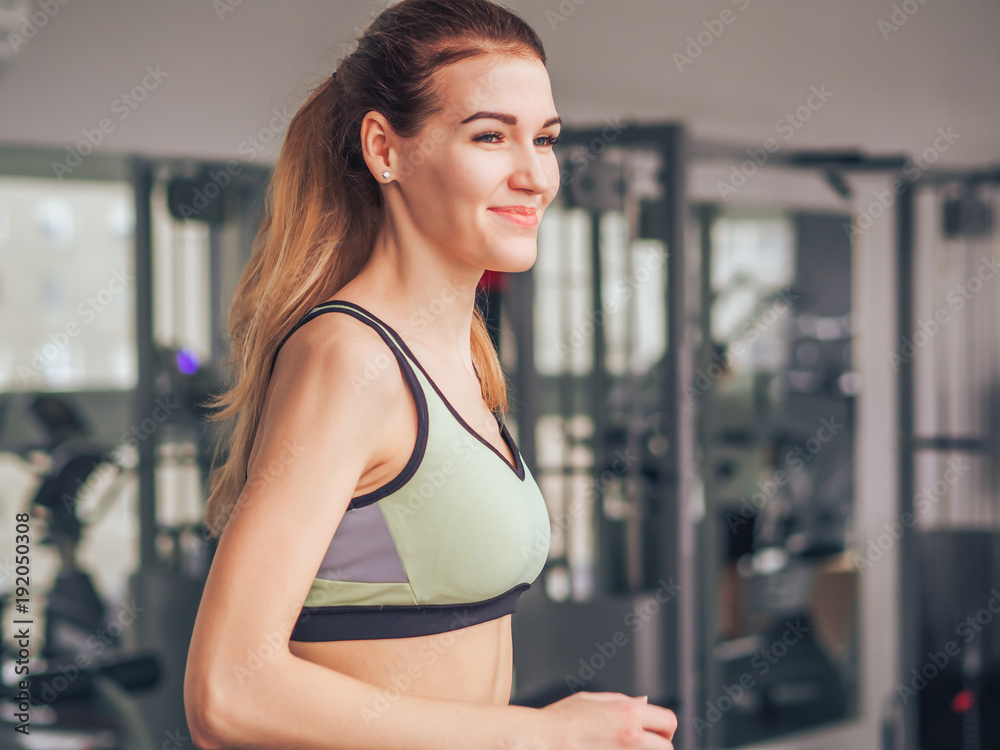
[893,166,1000,750]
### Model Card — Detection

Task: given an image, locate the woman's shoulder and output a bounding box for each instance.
[272,300,412,409]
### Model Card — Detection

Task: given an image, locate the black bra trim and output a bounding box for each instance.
[260,304,429,509]
[324,300,527,482]
[288,582,531,641]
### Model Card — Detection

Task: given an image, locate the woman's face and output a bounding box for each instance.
[383,53,561,275]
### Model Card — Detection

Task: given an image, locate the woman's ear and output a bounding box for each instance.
[359,110,397,181]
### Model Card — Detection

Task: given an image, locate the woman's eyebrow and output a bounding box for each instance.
[460,111,562,128]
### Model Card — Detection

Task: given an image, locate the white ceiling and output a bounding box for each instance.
[0,0,997,170]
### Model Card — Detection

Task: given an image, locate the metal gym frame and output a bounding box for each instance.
[526,128,999,748]
[894,164,1000,750]
[543,123,921,749]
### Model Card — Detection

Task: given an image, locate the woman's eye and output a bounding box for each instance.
[473,132,562,147]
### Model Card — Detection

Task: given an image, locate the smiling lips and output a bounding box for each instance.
[489,206,539,227]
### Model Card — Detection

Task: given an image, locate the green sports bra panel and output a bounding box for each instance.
[267,300,551,641]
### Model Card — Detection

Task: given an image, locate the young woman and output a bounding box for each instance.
[183,1,677,747]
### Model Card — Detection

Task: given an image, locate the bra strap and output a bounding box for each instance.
[250,301,425,485]
[269,301,410,379]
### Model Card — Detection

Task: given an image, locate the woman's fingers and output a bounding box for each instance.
[641,704,679,741]
[577,691,634,700]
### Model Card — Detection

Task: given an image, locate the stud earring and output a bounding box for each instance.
[382,170,391,180]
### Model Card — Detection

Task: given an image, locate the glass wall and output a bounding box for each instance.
[696,206,859,747]
[0,175,136,392]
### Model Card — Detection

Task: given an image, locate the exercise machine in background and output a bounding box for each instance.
[0,392,161,750]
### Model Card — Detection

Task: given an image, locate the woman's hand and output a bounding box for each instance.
[538,691,677,749]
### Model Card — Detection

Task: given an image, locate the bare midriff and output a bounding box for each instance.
[287,615,514,705]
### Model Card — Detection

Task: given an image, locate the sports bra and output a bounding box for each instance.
[263,299,551,641]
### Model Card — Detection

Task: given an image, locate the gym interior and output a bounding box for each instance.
[0,1,998,749]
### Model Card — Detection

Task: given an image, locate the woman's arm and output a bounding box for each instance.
[183,313,556,750]
[194,649,552,750]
